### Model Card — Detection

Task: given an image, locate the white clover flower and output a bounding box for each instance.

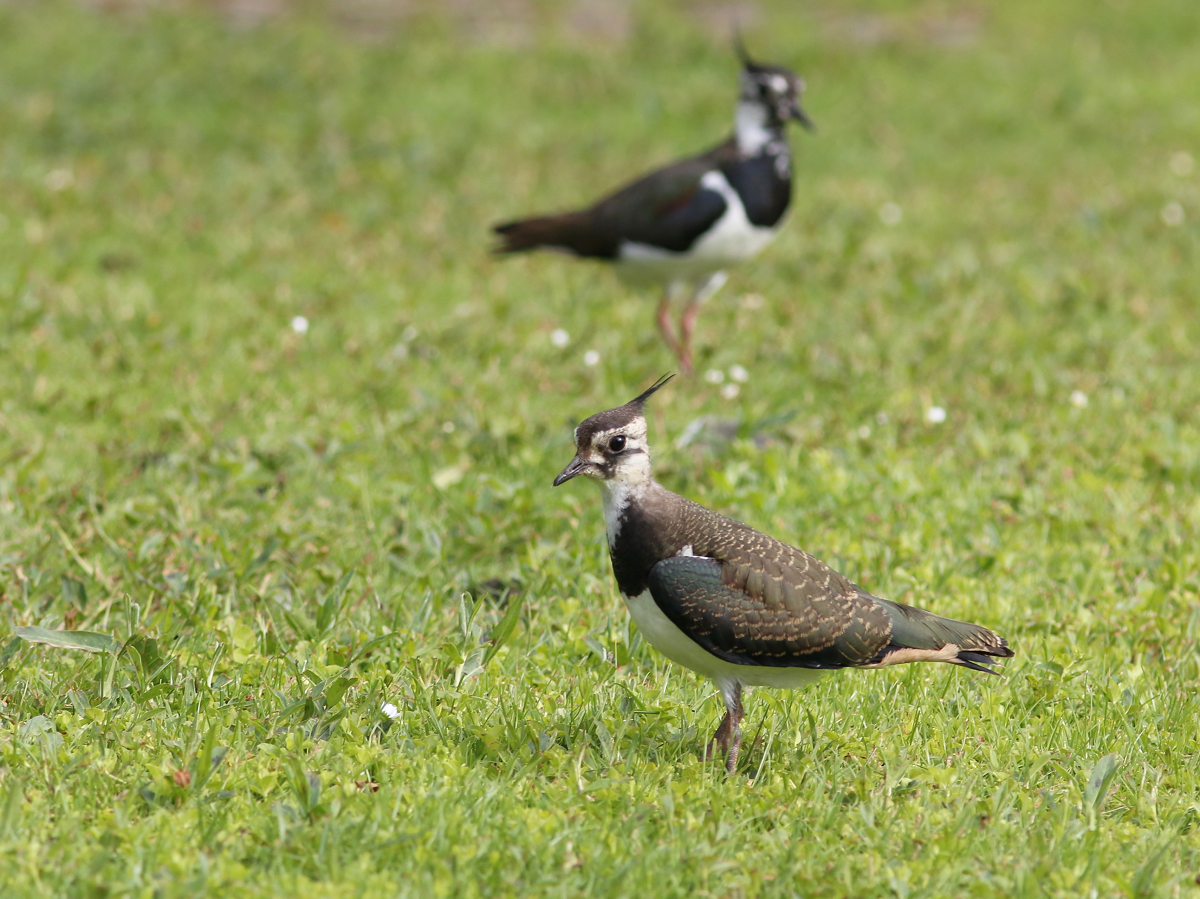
[550,328,570,348]
[857,425,871,439]
[1169,151,1194,176]
[704,369,725,384]
[442,421,455,433]
[583,350,600,367]
[381,702,400,720]
[876,411,889,425]
[291,315,309,335]
[720,384,740,400]
[878,202,903,226]
[728,364,749,383]
[925,406,947,424]
[45,168,74,191]
[1070,390,1088,408]
[1161,202,1184,227]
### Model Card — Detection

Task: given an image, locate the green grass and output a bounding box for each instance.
[2,0,1200,895]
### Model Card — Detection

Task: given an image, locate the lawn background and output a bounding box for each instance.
[2,0,1200,896]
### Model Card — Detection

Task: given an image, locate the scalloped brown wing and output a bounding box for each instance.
[647,554,893,669]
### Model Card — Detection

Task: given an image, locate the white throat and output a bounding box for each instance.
[598,477,646,548]
[735,101,774,155]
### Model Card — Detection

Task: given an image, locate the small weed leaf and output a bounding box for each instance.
[125,634,167,679]
[123,640,144,679]
[137,683,175,704]
[137,532,166,563]
[484,591,523,666]
[0,779,23,839]
[61,575,88,608]
[317,570,355,635]
[18,716,63,757]
[455,647,486,687]
[0,637,22,669]
[595,720,615,763]
[459,592,483,640]
[1084,753,1120,825]
[284,758,322,820]
[323,675,356,708]
[1131,837,1173,898]
[281,605,317,641]
[584,636,612,664]
[13,626,121,654]
[193,726,226,792]
[347,631,398,667]
[240,537,279,582]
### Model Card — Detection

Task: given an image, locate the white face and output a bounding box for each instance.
[554,391,673,490]
[737,68,805,126]
[557,415,655,546]
[574,418,652,485]
[740,70,793,102]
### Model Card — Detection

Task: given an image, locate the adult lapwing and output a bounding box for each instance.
[496,45,814,373]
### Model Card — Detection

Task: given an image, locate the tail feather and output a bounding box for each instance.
[492,216,563,253]
[867,594,1013,673]
[492,213,617,258]
[492,214,614,259]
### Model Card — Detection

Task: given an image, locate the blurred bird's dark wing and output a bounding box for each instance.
[493,140,737,257]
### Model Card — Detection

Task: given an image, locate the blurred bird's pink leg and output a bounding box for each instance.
[679,271,728,376]
[657,288,683,368]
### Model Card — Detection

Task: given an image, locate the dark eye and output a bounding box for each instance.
[608,435,627,453]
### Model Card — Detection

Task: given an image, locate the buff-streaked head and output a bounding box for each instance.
[552,374,674,487]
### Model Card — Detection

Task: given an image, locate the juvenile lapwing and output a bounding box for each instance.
[495,44,814,373]
[553,376,1014,773]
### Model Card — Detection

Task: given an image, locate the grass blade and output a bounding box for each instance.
[484,593,524,666]
[13,626,120,654]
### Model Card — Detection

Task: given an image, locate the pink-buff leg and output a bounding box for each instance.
[657,281,690,371]
[656,291,680,360]
[704,679,743,775]
[678,271,728,375]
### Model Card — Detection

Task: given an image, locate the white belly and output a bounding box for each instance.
[614,170,779,284]
[624,590,826,690]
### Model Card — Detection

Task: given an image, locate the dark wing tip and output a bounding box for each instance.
[978,634,1015,659]
[955,637,1014,674]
